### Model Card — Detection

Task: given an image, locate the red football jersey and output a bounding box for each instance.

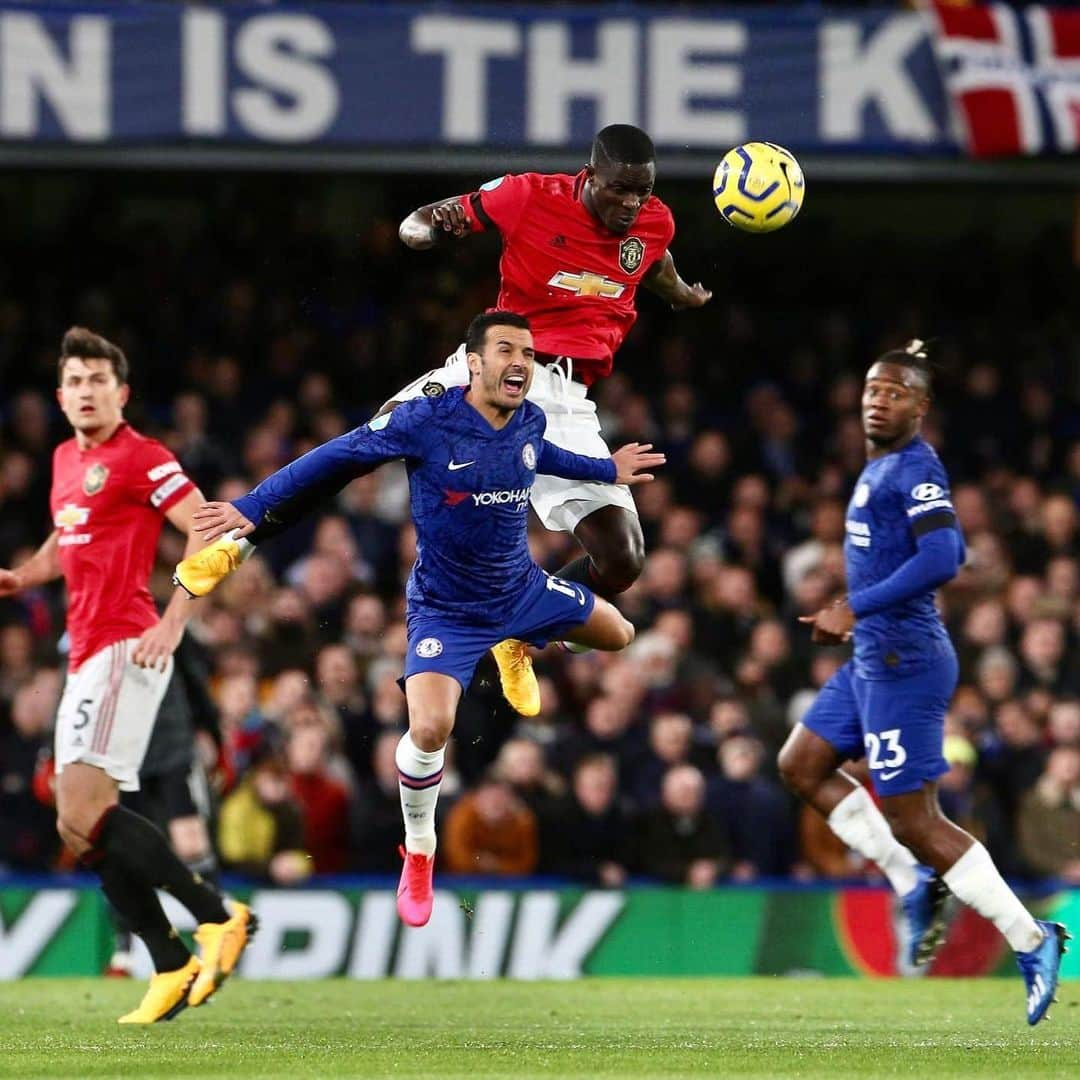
[464,170,675,384]
[49,423,195,671]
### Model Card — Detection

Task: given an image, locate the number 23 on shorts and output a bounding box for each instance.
[865,728,907,781]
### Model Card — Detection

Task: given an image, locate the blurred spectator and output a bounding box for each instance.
[0,672,60,870]
[1016,747,1080,883]
[491,737,564,819]
[626,711,695,810]
[353,731,411,873]
[286,712,352,874]
[635,764,729,887]
[540,754,630,886]
[218,739,312,884]
[707,735,794,878]
[443,777,538,876]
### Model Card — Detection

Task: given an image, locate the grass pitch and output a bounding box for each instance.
[0,978,1076,1079]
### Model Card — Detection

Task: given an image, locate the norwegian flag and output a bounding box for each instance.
[928,2,1080,156]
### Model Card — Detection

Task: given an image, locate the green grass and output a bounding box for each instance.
[0,978,1076,1079]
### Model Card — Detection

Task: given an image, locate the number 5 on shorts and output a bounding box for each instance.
[865,728,907,773]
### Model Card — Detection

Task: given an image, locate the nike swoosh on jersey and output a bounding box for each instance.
[447,461,475,471]
[879,769,903,781]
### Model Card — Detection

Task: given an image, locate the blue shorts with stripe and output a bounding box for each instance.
[801,653,957,797]
[404,571,595,692]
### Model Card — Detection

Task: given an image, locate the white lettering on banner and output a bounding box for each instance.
[0,13,109,139]
[347,892,399,978]
[229,889,624,980]
[412,16,521,143]
[509,891,625,980]
[0,891,77,977]
[468,892,515,978]
[182,8,225,135]
[819,16,937,142]
[233,16,338,142]
[240,891,352,980]
[527,21,638,143]
[647,21,747,145]
[181,12,338,141]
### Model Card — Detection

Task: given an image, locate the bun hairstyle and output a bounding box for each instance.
[874,337,938,392]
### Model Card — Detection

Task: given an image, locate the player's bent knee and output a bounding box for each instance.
[408,717,453,753]
[776,746,813,798]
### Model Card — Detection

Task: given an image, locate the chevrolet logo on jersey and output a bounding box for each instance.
[547,271,625,299]
[55,503,90,529]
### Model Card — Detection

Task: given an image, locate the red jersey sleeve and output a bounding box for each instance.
[466,173,535,238]
[131,440,196,514]
[645,202,676,273]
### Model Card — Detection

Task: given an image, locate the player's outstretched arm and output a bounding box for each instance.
[610,442,667,485]
[537,440,665,486]
[0,530,61,596]
[201,413,418,544]
[642,251,712,310]
[134,489,206,671]
[399,197,471,250]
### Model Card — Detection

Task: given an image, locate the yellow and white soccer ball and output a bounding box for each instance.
[712,142,805,234]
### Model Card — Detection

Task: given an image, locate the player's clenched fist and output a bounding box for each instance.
[430,200,469,239]
[611,442,666,486]
[192,501,256,543]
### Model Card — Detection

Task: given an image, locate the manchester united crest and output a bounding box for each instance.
[83,463,109,496]
[618,236,646,275]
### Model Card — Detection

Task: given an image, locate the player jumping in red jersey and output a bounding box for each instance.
[176,125,711,714]
[0,328,255,1023]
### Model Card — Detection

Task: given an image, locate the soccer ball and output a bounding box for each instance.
[712,142,805,234]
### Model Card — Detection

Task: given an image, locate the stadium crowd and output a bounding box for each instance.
[0,174,1077,887]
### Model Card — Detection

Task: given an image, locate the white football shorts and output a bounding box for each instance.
[55,638,173,792]
[390,345,637,533]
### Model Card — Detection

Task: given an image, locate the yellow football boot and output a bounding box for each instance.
[117,956,200,1024]
[491,639,541,717]
[188,902,258,1007]
[172,534,250,597]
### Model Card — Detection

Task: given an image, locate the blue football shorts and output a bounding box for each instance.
[801,653,957,797]
[404,571,596,691]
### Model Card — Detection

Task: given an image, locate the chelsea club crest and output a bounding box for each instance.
[83,463,109,496]
[522,443,536,470]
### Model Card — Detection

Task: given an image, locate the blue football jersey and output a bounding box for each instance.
[236,388,614,626]
[844,436,965,679]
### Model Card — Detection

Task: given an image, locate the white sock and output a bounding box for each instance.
[395,732,445,857]
[943,842,1043,952]
[827,786,920,896]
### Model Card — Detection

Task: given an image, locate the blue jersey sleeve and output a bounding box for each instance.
[233,407,422,526]
[848,448,964,618]
[536,439,617,484]
[848,529,962,618]
[897,452,958,540]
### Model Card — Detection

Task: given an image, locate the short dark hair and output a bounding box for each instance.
[591,124,655,168]
[58,326,129,385]
[465,311,532,355]
[872,338,935,393]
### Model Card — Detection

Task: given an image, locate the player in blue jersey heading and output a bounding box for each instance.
[779,340,1068,1025]
[181,312,664,927]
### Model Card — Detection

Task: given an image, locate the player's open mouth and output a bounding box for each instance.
[503,375,526,396]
